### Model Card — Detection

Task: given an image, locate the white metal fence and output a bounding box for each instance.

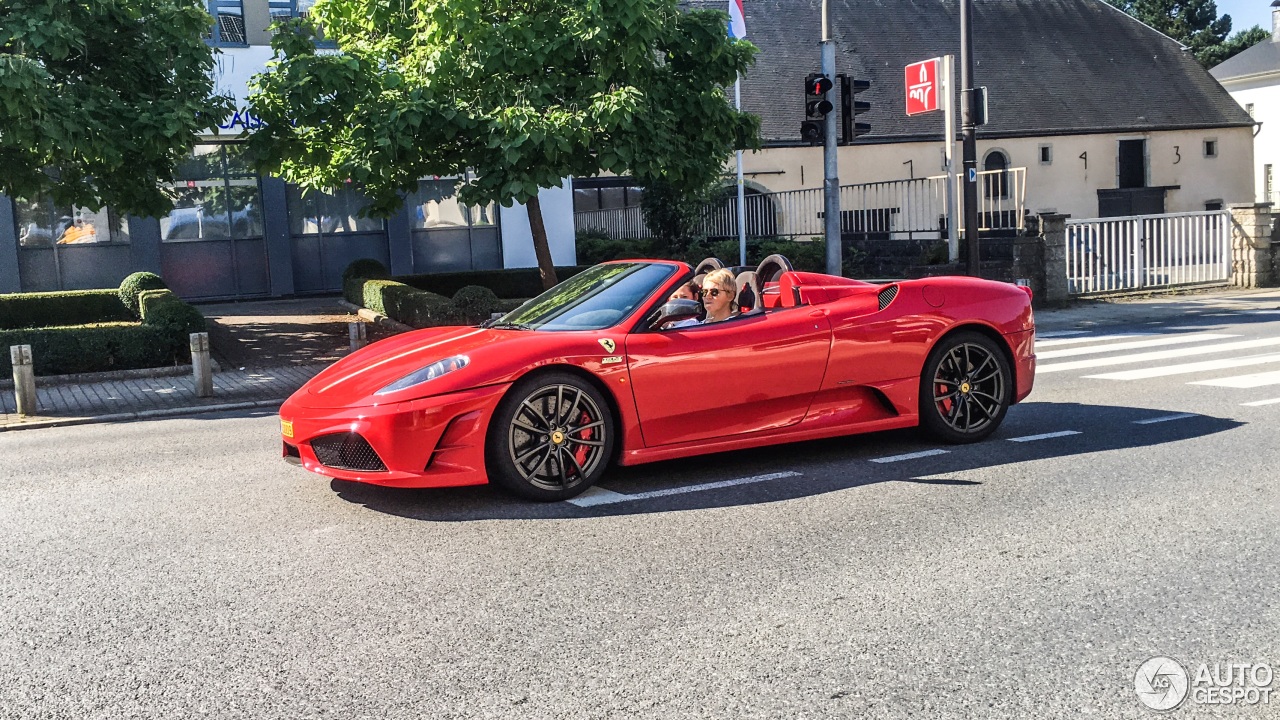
[1065,210,1231,296]
[574,168,1026,241]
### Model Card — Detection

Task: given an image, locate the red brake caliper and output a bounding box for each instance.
[574,410,592,471]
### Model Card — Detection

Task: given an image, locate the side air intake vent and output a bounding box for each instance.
[877,285,899,311]
[310,433,386,472]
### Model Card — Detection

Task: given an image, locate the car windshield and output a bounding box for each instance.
[489,262,677,331]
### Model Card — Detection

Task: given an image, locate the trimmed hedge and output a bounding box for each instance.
[0,289,135,330]
[395,266,594,299]
[0,279,205,376]
[0,323,174,376]
[118,272,167,314]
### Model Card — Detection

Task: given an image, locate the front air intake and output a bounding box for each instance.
[310,433,386,472]
[877,285,899,311]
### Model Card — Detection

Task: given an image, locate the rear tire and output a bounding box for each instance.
[918,331,1011,444]
[485,372,615,501]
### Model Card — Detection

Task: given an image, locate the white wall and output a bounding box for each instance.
[499,183,577,268]
[1222,73,1280,203]
[735,126,1255,219]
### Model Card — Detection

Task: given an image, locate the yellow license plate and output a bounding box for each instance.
[280,419,294,438]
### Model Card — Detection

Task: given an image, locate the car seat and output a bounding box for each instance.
[734,271,759,313]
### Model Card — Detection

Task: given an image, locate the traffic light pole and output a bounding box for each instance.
[960,0,981,276]
[821,0,840,276]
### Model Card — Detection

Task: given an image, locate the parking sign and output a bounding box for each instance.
[905,58,940,116]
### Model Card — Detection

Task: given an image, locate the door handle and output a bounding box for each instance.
[809,309,828,318]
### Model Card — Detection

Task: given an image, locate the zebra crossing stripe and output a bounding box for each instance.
[1241,397,1280,407]
[1008,430,1081,442]
[1083,352,1280,380]
[1189,370,1280,389]
[1039,337,1280,374]
[1035,333,1151,348]
[1037,333,1236,360]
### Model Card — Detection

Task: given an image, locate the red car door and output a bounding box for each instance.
[624,309,832,447]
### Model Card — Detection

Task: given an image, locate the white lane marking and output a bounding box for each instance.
[870,449,949,464]
[1035,330,1089,339]
[1036,333,1236,360]
[1083,352,1280,380]
[1038,336,1280,374]
[1245,310,1280,315]
[1008,430,1082,442]
[1035,333,1151,348]
[1190,370,1280,389]
[566,487,632,507]
[1133,413,1199,425]
[565,471,802,507]
[1242,397,1280,407]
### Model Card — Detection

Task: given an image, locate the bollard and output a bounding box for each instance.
[10,345,38,417]
[190,332,213,398]
[348,321,367,351]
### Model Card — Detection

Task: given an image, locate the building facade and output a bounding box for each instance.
[0,0,576,299]
[692,0,1256,221]
[1211,2,1280,207]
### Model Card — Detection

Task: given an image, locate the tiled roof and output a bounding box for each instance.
[688,0,1254,144]
[1211,35,1280,81]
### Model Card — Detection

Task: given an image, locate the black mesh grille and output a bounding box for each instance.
[310,433,386,472]
[877,285,899,311]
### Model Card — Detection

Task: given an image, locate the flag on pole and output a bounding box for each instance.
[728,0,746,38]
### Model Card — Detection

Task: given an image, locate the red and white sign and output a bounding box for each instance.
[905,58,941,116]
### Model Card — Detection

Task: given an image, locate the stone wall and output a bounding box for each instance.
[1229,204,1277,288]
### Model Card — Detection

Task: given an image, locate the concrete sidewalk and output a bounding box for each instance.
[0,363,327,431]
[5,286,1280,432]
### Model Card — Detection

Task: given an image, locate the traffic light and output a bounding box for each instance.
[801,73,834,145]
[804,73,834,117]
[840,76,871,144]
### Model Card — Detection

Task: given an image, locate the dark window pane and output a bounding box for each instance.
[227,180,263,238]
[600,187,626,210]
[573,189,599,212]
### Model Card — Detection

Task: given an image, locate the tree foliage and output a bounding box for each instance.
[1106,0,1269,67]
[246,0,760,287]
[0,0,234,216]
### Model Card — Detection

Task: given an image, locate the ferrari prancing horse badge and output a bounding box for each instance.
[598,338,616,354]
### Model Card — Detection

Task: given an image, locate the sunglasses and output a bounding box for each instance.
[699,288,727,298]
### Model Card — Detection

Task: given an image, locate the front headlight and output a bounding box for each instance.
[375,355,469,395]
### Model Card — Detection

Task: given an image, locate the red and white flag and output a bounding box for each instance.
[728,0,746,39]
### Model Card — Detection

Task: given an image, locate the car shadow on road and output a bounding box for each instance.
[329,401,1243,522]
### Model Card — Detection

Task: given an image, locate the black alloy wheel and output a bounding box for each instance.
[918,331,1012,443]
[486,372,615,501]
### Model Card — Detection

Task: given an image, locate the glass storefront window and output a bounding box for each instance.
[408,179,496,230]
[286,184,385,235]
[15,197,129,248]
[162,144,263,242]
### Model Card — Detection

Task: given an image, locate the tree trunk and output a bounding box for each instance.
[526,193,559,290]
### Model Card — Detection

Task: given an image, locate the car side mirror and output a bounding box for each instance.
[649,299,701,329]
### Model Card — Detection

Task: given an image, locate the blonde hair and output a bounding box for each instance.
[703,268,737,298]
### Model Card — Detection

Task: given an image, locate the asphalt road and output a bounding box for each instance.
[3,298,1279,719]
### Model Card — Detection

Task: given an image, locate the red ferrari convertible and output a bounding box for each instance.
[280,255,1035,500]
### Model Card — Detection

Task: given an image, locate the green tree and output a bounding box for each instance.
[1106,0,1268,67]
[0,0,234,216]
[246,0,759,289]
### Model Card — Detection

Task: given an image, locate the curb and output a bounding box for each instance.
[337,299,415,333]
[0,359,224,390]
[0,398,286,433]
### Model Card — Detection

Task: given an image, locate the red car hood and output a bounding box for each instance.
[298,326,510,408]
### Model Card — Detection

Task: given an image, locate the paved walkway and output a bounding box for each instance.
[4,286,1280,431]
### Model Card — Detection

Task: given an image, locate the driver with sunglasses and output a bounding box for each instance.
[670,268,739,328]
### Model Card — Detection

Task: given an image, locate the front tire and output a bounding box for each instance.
[918,331,1012,444]
[486,372,615,501]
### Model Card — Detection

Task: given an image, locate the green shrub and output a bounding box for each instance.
[451,285,501,323]
[0,289,134,330]
[397,266,594,299]
[0,323,177,377]
[342,258,390,285]
[137,289,178,319]
[575,233,660,264]
[118,272,167,315]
